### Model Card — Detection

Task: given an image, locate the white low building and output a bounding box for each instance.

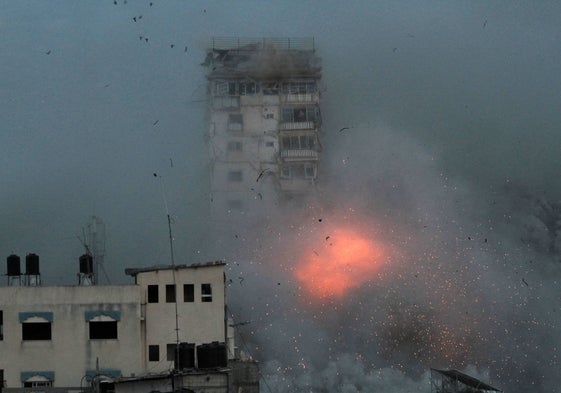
[0,261,248,393]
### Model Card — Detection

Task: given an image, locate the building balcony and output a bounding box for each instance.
[280,149,319,161]
[281,93,318,103]
[279,121,316,131]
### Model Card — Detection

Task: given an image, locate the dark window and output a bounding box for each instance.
[281,106,317,123]
[167,343,177,361]
[1,369,4,388]
[22,322,51,340]
[89,321,118,339]
[0,310,3,340]
[280,164,317,179]
[183,284,194,302]
[201,284,212,302]
[166,284,176,303]
[148,345,160,361]
[228,114,243,131]
[281,135,315,150]
[147,285,159,303]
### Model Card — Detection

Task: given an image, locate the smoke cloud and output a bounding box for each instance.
[3,2,561,392]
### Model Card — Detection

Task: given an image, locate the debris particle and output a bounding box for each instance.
[318,218,322,222]
[153,173,157,177]
[184,46,188,52]
[153,119,159,126]
[522,278,529,287]
[170,44,175,48]
[256,168,270,182]
[325,236,330,241]
[338,127,351,132]
[45,50,51,55]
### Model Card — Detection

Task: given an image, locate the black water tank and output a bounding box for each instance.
[79,254,93,274]
[175,342,195,369]
[7,254,21,276]
[25,253,40,275]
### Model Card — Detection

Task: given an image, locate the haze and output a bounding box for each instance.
[2,2,561,392]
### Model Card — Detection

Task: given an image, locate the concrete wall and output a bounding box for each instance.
[0,285,141,389]
[133,264,227,373]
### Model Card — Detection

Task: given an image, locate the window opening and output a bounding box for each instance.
[281,106,317,123]
[0,310,3,340]
[201,284,212,302]
[227,114,243,132]
[166,284,176,303]
[227,171,243,182]
[227,141,243,152]
[22,322,51,341]
[281,135,316,150]
[183,284,194,302]
[147,285,159,303]
[89,321,118,340]
[167,343,177,361]
[148,345,160,362]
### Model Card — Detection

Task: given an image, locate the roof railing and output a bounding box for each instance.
[211,37,315,51]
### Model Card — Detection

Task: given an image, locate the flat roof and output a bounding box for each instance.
[125,261,225,277]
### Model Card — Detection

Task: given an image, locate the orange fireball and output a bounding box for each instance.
[295,227,387,299]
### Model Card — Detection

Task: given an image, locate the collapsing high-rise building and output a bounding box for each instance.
[203,37,322,224]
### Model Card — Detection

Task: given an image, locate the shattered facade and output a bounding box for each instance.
[204,37,322,221]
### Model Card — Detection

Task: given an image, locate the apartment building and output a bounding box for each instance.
[0,260,238,393]
[204,37,322,222]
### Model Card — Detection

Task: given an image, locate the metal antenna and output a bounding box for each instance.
[154,173,181,371]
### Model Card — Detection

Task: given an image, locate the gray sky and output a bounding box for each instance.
[2,1,561,392]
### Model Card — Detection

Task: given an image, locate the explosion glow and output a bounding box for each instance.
[294,226,388,299]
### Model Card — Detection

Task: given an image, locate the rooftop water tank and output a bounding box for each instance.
[79,254,93,274]
[25,253,40,275]
[7,254,21,276]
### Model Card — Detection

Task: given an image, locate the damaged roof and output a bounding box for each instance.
[205,37,321,80]
[432,369,501,392]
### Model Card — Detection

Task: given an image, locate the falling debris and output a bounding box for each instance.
[318,218,323,222]
[153,173,157,177]
[169,158,173,168]
[483,19,488,28]
[522,278,529,286]
[184,46,188,52]
[256,168,270,182]
[153,119,159,126]
[338,126,351,132]
[45,50,51,55]
[132,16,137,22]
[170,44,175,48]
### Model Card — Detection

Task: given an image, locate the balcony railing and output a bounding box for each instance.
[279,121,315,131]
[282,93,317,103]
[280,149,319,160]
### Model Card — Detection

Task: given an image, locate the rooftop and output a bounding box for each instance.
[125,261,225,277]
